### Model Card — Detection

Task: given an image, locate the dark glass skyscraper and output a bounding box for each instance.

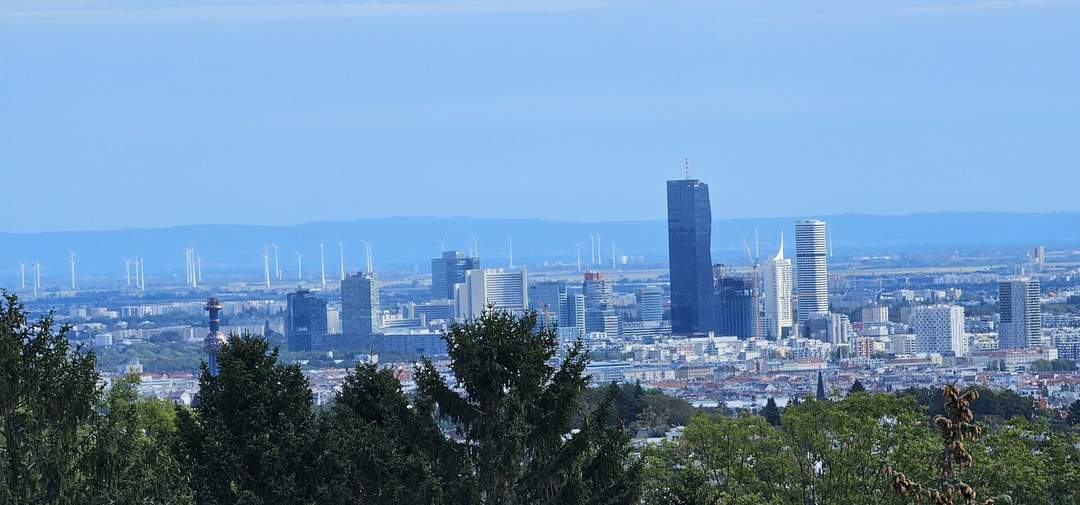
[667,178,714,334]
[431,250,480,300]
[713,267,755,339]
[285,289,328,352]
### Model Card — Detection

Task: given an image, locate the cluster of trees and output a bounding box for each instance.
[3,291,1079,505]
[1030,358,1079,372]
[93,341,205,372]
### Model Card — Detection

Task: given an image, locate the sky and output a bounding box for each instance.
[2,0,1079,233]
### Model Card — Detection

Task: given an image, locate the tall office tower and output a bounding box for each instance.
[636,286,663,322]
[285,289,328,352]
[795,219,829,324]
[565,292,587,338]
[203,297,227,377]
[998,277,1042,349]
[667,177,714,335]
[911,304,967,357]
[431,250,480,301]
[583,271,618,336]
[861,304,889,323]
[763,238,793,339]
[1032,246,1046,266]
[529,280,568,329]
[456,268,528,320]
[713,267,756,339]
[342,272,380,350]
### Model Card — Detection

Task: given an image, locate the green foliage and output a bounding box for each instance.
[581,382,693,436]
[900,386,1035,423]
[1069,400,1080,426]
[761,397,781,427]
[1028,358,1078,372]
[415,308,641,504]
[93,341,204,373]
[175,334,319,505]
[0,292,100,504]
[316,362,475,504]
[80,375,194,504]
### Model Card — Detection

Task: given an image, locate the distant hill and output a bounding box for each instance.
[3,212,1079,281]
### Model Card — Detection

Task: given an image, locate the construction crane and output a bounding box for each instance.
[742,236,762,339]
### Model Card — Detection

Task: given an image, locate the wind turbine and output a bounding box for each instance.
[296,252,303,283]
[338,241,345,281]
[33,261,40,297]
[273,243,281,281]
[507,236,513,269]
[319,242,326,288]
[262,246,271,288]
[68,251,76,291]
[18,263,25,290]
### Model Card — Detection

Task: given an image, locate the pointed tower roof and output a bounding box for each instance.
[769,231,785,262]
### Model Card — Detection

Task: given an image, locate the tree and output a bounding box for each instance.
[0,292,100,504]
[1068,400,1080,426]
[176,334,318,505]
[761,397,781,426]
[783,393,936,504]
[887,384,1019,505]
[80,374,194,504]
[1029,359,1078,372]
[849,379,866,394]
[316,363,475,504]
[815,371,826,401]
[415,308,641,504]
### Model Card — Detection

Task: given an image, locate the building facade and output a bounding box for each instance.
[795,219,828,324]
[713,270,755,339]
[285,289,328,352]
[998,277,1042,349]
[763,237,793,339]
[667,178,714,335]
[636,286,663,322]
[342,272,380,350]
[431,250,480,301]
[911,304,966,357]
[455,268,528,319]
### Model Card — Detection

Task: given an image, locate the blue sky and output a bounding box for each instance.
[2,0,1078,232]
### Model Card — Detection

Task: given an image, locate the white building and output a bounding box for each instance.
[911,304,967,357]
[456,268,528,320]
[763,234,793,339]
[861,304,888,323]
[795,219,828,324]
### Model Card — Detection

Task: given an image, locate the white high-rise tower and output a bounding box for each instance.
[795,219,828,324]
[763,233,793,339]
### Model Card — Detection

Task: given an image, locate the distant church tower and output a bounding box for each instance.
[204,297,227,376]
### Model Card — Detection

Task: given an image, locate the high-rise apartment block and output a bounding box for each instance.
[911,304,966,357]
[795,219,828,324]
[998,277,1042,349]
